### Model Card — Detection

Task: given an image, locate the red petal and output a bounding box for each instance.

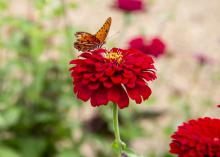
[91,48,106,54]
[83,73,93,79]
[123,69,134,78]
[142,72,156,81]
[99,76,108,82]
[79,52,92,58]
[135,78,145,86]
[139,85,151,100]
[90,87,108,107]
[95,72,103,78]
[111,75,122,84]
[126,87,142,104]
[69,67,75,72]
[85,59,94,64]
[108,86,121,102]
[82,79,89,85]
[74,83,93,101]
[75,67,88,73]
[117,87,129,109]
[88,82,100,90]
[90,77,97,82]
[103,81,113,88]
[105,67,114,76]
[122,78,128,84]
[90,94,97,107]
[95,63,105,71]
[69,59,82,65]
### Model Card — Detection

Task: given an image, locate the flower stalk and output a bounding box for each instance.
[112,103,122,157]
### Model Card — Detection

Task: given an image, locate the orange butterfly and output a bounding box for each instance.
[74,17,112,51]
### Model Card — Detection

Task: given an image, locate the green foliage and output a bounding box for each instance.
[0,1,79,157]
[0,0,8,11]
[123,147,144,157]
[0,146,21,157]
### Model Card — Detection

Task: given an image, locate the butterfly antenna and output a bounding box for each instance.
[107,31,120,41]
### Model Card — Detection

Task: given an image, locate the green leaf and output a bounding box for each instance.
[57,149,84,157]
[0,107,22,129]
[0,146,21,157]
[111,140,120,153]
[123,148,144,157]
[0,0,8,11]
[34,0,46,10]
[17,137,47,157]
[68,2,78,10]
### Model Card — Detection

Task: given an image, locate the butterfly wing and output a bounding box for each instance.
[74,32,101,51]
[74,17,112,51]
[95,17,112,43]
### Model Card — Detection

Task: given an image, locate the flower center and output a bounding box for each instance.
[105,51,123,64]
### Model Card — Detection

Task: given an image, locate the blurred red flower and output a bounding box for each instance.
[113,0,145,12]
[128,36,166,58]
[69,48,156,109]
[170,117,220,157]
[217,104,220,108]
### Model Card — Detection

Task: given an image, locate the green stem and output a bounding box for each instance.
[113,104,122,157]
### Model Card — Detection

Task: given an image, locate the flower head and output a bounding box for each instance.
[128,36,166,58]
[193,53,213,66]
[69,48,156,109]
[170,117,220,157]
[113,0,145,12]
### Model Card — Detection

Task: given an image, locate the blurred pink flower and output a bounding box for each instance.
[113,0,145,12]
[128,36,166,58]
[193,53,213,66]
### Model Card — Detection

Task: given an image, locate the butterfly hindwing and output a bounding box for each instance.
[75,32,100,43]
[74,32,100,51]
[74,42,98,51]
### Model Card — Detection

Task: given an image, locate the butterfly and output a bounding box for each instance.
[74,17,112,51]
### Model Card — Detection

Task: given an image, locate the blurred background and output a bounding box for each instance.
[0,0,220,157]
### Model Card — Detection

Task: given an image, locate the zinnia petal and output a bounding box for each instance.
[169,117,220,157]
[69,48,156,109]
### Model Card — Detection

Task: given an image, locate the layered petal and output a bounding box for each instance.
[69,48,156,109]
[169,117,220,157]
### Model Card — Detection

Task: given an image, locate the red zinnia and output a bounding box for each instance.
[113,0,145,12]
[170,117,220,157]
[128,36,166,58]
[69,48,156,109]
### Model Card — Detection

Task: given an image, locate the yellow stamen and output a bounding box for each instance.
[105,51,123,64]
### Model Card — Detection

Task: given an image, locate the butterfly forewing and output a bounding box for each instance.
[75,32,100,43]
[74,17,112,51]
[95,17,112,42]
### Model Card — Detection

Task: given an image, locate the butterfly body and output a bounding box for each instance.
[74,17,112,51]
